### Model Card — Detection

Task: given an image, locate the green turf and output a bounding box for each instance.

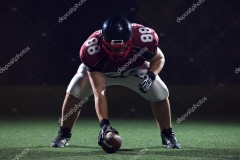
[0,115,239,160]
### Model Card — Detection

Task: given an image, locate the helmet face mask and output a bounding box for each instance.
[109,40,126,52]
[102,15,133,62]
[102,39,133,62]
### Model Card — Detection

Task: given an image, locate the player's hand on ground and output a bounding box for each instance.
[139,71,156,93]
[98,125,119,146]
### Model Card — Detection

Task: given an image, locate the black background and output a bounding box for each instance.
[0,0,239,118]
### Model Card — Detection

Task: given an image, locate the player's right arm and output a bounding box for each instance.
[87,71,108,121]
[88,71,117,146]
[80,30,118,145]
[80,30,108,120]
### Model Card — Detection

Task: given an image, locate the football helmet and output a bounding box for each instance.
[102,15,133,62]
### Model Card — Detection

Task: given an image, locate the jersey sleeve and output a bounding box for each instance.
[131,23,159,60]
[79,30,105,72]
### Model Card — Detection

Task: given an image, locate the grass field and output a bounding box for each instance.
[0,114,239,160]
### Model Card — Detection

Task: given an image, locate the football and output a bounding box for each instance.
[101,132,122,153]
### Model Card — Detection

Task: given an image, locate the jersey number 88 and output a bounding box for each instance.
[85,27,153,55]
[85,37,100,55]
[138,27,153,43]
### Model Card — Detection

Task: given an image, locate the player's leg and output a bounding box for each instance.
[61,94,82,130]
[125,72,171,131]
[51,64,93,147]
[51,94,82,147]
[150,98,171,131]
[124,62,180,148]
[150,97,180,149]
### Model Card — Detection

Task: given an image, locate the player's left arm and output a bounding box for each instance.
[148,47,165,76]
[138,47,164,93]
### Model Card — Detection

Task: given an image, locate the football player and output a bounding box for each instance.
[51,15,181,149]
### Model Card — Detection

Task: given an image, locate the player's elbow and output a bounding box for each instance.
[160,56,165,67]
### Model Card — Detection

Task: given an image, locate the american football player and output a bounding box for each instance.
[51,15,181,149]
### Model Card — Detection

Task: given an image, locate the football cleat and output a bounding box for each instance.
[51,127,71,148]
[161,128,181,149]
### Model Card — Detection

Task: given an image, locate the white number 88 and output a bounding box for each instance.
[139,27,153,42]
[85,37,100,55]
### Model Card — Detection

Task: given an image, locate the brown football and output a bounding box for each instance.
[101,132,122,153]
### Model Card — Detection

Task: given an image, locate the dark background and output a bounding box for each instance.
[0,0,239,121]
